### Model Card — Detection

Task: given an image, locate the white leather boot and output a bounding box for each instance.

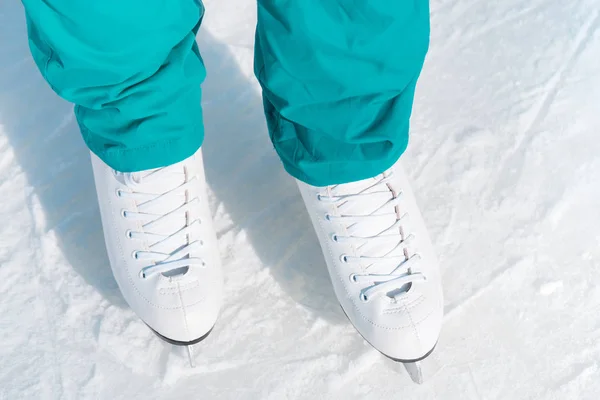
[297,159,443,361]
[91,148,223,345]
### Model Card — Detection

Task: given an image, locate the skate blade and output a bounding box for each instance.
[187,345,196,368]
[383,352,430,385]
[402,362,424,384]
[383,345,442,385]
[146,324,214,368]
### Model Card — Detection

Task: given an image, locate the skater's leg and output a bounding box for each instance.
[21,1,223,344]
[21,0,206,172]
[254,0,429,186]
[256,1,443,362]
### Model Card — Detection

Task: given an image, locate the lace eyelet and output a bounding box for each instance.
[331,233,338,242]
[126,230,133,239]
[340,254,349,263]
[132,251,139,260]
[349,274,358,283]
[121,209,128,218]
[115,189,123,198]
[360,293,370,303]
[317,194,322,201]
[325,214,331,221]
[138,270,146,279]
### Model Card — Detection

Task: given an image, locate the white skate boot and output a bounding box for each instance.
[297,159,443,362]
[91,148,223,345]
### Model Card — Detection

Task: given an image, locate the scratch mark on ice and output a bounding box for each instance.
[511,11,600,157]
[444,260,522,320]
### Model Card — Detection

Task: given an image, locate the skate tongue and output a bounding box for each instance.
[333,176,405,274]
[128,169,184,194]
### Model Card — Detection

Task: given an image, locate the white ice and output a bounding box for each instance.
[1,0,600,398]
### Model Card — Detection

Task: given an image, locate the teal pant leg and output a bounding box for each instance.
[21,0,206,172]
[255,1,430,186]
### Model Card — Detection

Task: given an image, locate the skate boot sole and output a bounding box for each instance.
[340,305,437,363]
[147,325,214,346]
[385,343,437,363]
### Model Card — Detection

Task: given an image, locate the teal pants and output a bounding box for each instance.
[22,0,429,186]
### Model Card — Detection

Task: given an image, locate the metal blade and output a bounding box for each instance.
[187,345,196,368]
[403,361,424,384]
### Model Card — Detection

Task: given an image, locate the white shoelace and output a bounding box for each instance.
[117,167,205,279]
[318,172,426,303]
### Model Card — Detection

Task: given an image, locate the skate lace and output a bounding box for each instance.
[117,165,205,279]
[318,172,426,302]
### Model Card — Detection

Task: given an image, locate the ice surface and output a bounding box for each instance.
[2,0,600,398]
